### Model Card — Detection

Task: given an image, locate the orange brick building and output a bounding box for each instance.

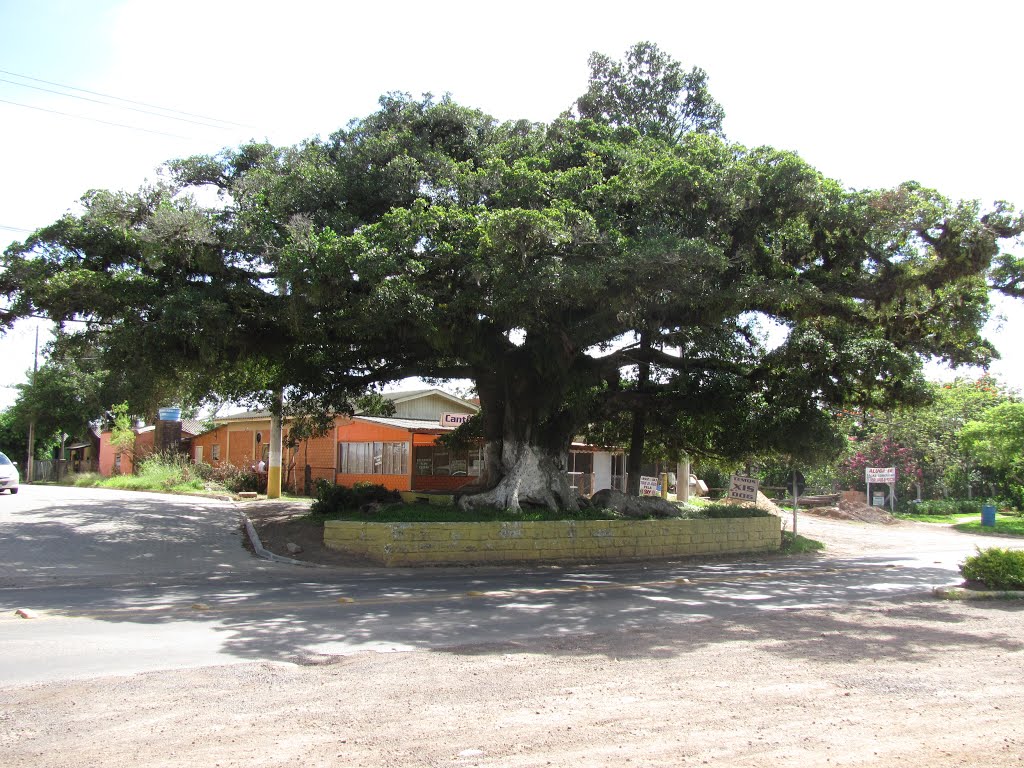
[189,389,482,494]
[98,419,204,476]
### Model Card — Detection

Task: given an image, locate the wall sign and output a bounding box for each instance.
[440,413,473,428]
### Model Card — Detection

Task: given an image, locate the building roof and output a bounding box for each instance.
[135,419,205,436]
[210,410,272,423]
[353,415,456,432]
[209,389,477,428]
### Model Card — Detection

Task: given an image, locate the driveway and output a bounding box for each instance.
[0,484,272,588]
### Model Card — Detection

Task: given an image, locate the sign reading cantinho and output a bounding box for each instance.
[440,412,473,428]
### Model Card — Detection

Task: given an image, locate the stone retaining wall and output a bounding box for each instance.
[323,516,782,566]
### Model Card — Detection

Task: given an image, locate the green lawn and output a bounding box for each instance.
[954,518,1024,537]
[781,531,825,553]
[896,512,976,524]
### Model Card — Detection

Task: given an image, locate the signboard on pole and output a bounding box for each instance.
[728,474,759,503]
[639,475,660,496]
[865,467,896,513]
[865,467,896,484]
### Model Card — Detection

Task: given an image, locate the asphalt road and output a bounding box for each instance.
[1,484,1017,686]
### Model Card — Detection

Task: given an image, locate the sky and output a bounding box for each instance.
[1,0,1023,410]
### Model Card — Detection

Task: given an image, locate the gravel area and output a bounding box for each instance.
[4,504,1023,767]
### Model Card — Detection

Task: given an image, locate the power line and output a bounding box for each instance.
[0,67,255,129]
[0,224,32,233]
[0,97,191,139]
[0,76,237,131]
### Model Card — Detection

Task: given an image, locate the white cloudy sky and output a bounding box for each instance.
[1,0,1022,409]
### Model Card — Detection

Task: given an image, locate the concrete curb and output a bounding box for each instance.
[239,512,322,568]
[932,584,1024,601]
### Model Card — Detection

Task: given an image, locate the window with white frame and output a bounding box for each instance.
[338,442,409,475]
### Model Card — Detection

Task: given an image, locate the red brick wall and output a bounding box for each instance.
[133,431,155,463]
[190,426,227,466]
[228,430,258,468]
[287,427,338,491]
[98,430,146,476]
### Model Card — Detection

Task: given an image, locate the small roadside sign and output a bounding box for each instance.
[728,474,759,503]
[639,475,659,496]
[865,467,896,484]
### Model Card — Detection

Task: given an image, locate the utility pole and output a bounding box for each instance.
[25,325,38,484]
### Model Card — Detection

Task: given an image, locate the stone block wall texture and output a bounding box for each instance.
[324,516,782,566]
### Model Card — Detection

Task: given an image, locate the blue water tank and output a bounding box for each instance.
[157,407,182,422]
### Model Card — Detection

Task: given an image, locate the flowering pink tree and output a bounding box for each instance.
[838,436,922,499]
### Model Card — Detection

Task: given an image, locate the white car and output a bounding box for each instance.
[0,451,19,494]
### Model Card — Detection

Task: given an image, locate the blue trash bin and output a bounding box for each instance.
[981,504,996,527]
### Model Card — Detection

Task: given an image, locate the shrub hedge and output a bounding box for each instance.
[960,547,1024,590]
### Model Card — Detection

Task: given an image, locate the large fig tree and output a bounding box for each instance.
[3,43,1022,511]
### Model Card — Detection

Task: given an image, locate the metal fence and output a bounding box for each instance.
[30,459,56,482]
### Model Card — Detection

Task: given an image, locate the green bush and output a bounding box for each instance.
[698,503,772,519]
[311,482,401,516]
[208,462,260,493]
[910,499,991,516]
[960,547,1024,590]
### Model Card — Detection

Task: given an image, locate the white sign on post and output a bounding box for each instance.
[865,467,897,512]
[639,475,660,496]
[728,474,759,503]
[865,467,896,484]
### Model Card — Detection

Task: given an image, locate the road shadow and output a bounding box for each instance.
[7,550,1023,669]
[0,490,261,586]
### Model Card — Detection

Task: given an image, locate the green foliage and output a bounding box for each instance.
[781,532,826,554]
[63,472,102,487]
[839,376,1015,500]
[687,503,773,519]
[310,481,401,516]
[98,452,204,492]
[204,463,261,493]
[109,401,135,455]
[960,547,1024,589]
[960,401,1024,491]
[318,502,624,523]
[0,408,28,462]
[907,498,989,516]
[575,41,725,140]
[311,495,774,522]
[4,44,1022,511]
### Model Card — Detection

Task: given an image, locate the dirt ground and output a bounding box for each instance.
[5,505,1024,767]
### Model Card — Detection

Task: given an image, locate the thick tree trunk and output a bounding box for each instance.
[626,329,652,496]
[457,345,580,512]
[458,437,578,512]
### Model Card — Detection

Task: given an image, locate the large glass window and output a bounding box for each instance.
[338,442,409,475]
[414,445,483,476]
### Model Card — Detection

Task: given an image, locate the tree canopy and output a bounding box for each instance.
[3,43,1023,510]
